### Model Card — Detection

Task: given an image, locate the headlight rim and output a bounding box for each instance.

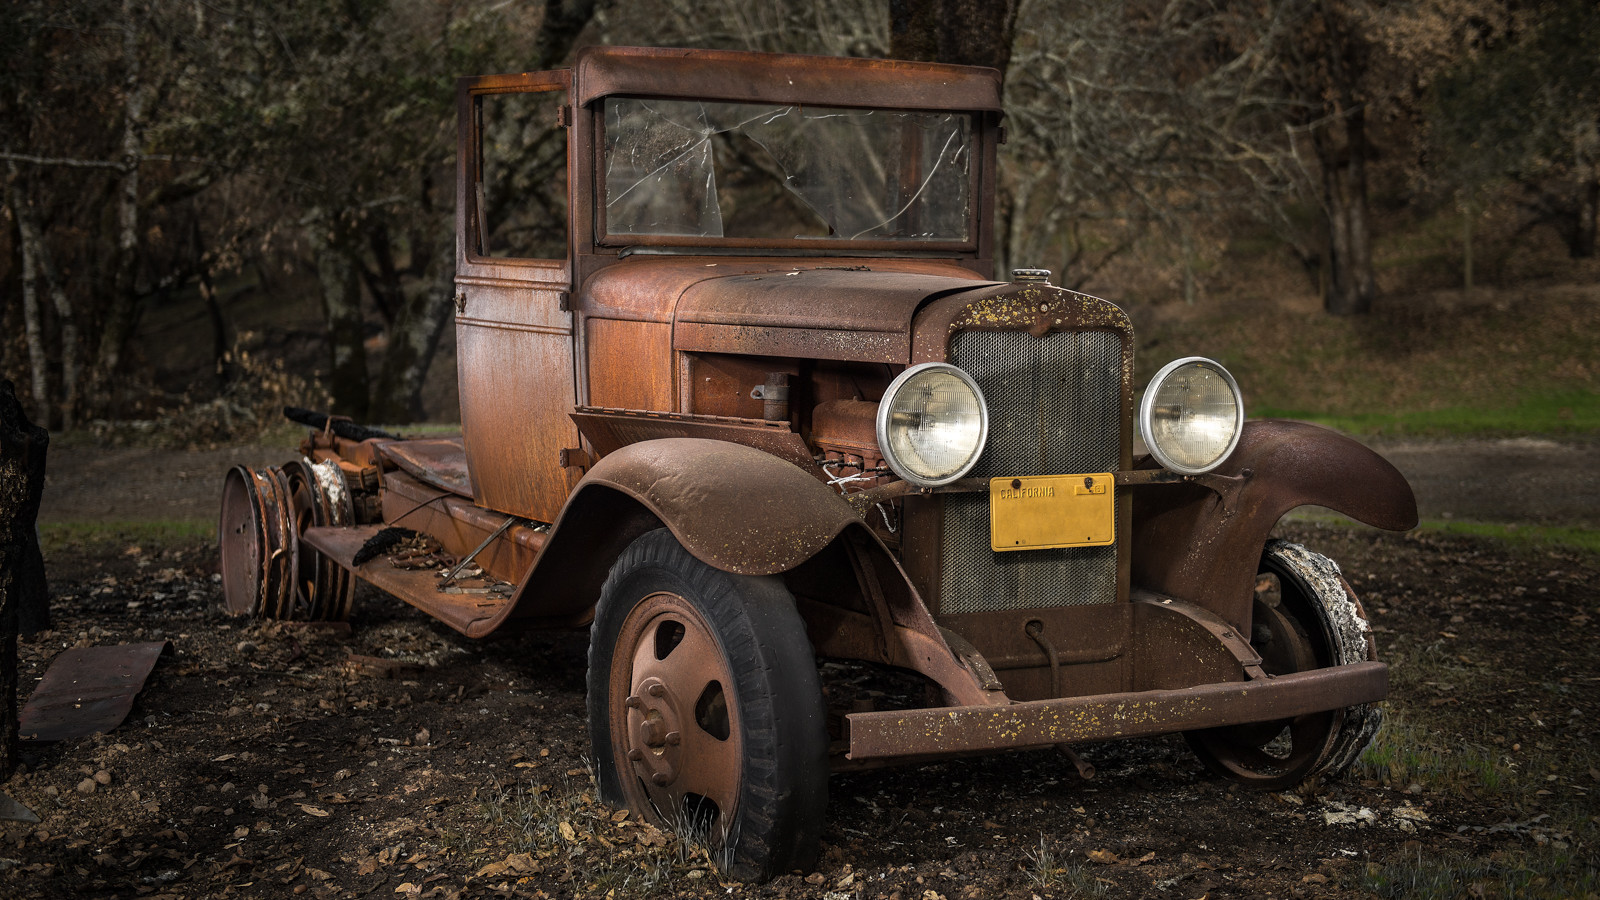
[875,362,990,488]
[1138,356,1245,476]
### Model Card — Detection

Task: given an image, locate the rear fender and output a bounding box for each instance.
[1131,420,1416,631]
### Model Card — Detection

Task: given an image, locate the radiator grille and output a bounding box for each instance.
[939,330,1122,615]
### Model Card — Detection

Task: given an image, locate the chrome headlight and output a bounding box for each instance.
[876,363,989,487]
[1139,357,1244,475]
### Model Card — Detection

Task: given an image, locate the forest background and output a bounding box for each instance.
[2,0,1597,439]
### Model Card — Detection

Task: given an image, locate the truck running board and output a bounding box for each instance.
[302,525,516,637]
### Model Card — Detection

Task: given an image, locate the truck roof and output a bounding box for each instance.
[573,45,1004,113]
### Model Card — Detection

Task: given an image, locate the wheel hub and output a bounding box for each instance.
[625,677,685,787]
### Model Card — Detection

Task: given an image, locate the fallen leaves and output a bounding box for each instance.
[1087,849,1156,866]
[474,852,544,879]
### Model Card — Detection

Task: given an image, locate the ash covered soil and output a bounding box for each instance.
[7,447,1600,899]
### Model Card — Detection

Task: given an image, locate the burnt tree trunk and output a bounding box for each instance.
[96,0,150,385]
[1566,177,1598,259]
[889,0,1021,75]
[1316,105,1376,316]
[308,222,370,420]
[0,379,50,778]
[370,240,455,424]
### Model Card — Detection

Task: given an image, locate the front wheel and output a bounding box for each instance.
[587,529,828,881]
[1184,539,1383,790]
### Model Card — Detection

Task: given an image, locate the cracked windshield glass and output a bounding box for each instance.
[603,99,973,243]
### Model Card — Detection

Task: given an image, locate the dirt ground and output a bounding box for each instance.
[5,440,1598,898]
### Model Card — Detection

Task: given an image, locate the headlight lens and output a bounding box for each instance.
[1138,357,1244,475]
[876,363,989,487]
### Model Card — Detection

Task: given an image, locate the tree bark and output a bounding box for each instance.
[370,239,455,423]
[0,378,50,778]
[8,177,50,422]
[96,0,150,383]
[1573,176,1598,259]
[1315,101,1376,316]
[308,222,370,419]
[889,0,1020,75]
[534,0,599,68]
[7,172,79,430]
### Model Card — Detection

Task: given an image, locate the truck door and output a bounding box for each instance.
[455,72,578,523]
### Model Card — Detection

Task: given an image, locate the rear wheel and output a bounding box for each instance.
[587,529,828,881]
[1184,540,1382,789]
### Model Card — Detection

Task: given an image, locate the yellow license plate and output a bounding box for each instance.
[990,473,1115,552]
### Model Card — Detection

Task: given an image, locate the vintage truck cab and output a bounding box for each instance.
[218,46,1417,880]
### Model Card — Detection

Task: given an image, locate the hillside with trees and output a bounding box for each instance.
[3,0,1596,432]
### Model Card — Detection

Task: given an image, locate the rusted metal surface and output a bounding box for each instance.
[217,49,1422,860]
[301,525,513,637]
[1183,541,1386,788]
[568,438,858,576]
[380,438,471,498]
[219,462,354,621]
[578,256,987,324]
[571,407,818,472]
[606,590,744,834]
[283,459,357,621]
[19,641,169,742]
[456,277,580,522]
[218,465,296,619]
[674,269,994,363]
[1131,419,1418,632]
[844,660,1388,761]
[380,468,547,585]
[574,45,1003,116]
[585,319,674,411]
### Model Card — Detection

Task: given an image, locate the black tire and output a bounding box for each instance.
[1184,539,1383,789]
[586,528,828,881]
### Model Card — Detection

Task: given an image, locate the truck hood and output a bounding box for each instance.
[580,257,997,364]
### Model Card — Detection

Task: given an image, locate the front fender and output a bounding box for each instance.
[490,438,1002,705]
[488,438,867,628]
[1131,419,1416,630]
[577,437,864,575]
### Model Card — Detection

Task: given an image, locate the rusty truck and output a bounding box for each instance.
[218,46,1418,880]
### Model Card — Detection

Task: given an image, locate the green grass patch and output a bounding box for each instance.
[39,519,213,555]
[1253,389,1600,437]
[1362,847,1600,900]
[457,773,723,896]
[1358,711,1511,797]
[1416,519,1600,555]
[1025,837,1108,898]
[1137,283,1600,439]
[1282,509,1600,556]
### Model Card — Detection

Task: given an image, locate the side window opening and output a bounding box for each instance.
[476,89,569,259]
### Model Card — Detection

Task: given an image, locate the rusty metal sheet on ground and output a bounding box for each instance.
[19,641,170,742]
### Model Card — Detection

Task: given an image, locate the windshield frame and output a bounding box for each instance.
[591,95,988,254]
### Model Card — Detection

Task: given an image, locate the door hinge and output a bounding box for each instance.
[454,289,467,314]
[559,447,590,470]
[557,105,573,128]
[557,290,571,312]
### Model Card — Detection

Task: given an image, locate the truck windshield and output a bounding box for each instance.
[602,99,974,244]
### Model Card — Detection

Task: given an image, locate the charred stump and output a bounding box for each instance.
[0,379,50,778]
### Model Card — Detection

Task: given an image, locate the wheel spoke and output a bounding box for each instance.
[674,703,741,816]
[634,610,724,695]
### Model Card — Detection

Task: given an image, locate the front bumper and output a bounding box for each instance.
[844,661,1387,761]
